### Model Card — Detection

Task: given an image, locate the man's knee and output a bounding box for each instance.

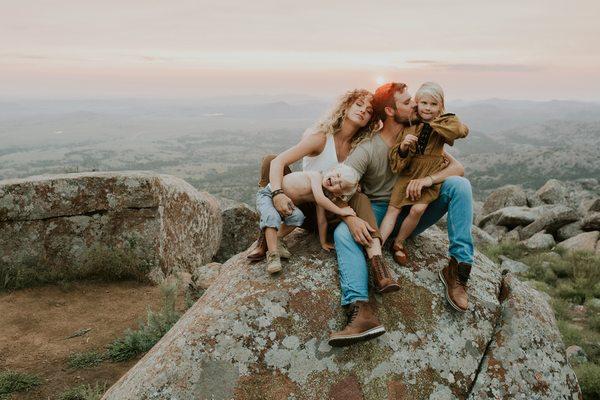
[333,222,352,244]
[444,176,472,198]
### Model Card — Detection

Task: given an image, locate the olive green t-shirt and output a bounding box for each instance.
[345,134,397,202]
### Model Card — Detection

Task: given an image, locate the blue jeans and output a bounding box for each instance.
[333,176,474,306]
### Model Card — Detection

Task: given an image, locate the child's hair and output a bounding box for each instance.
[329,163,359,202]
[415,82,446,114]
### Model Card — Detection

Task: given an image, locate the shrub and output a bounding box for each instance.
[574,363,600,399]
[481,242,528,264]
[57,382,107,400]
[107,281,180,362]
[557,320,583,346]
[67,351,104,370]
[0,370,41,396]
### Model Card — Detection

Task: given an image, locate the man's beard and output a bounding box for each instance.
[393,111,419,126]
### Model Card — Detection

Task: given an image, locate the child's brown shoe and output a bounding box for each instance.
[266,251,282,274]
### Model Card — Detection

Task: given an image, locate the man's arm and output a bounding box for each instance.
[405,150,465,201]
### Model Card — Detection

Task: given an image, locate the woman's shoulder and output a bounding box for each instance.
[299,128,328,157]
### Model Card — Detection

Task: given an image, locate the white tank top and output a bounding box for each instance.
[302,134,339,172]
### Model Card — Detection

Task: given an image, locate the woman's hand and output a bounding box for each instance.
[406,176,434,201]
[321,242,335,252]
[273,194,295,217]
[400,134,418,152]
[339,206,356,217]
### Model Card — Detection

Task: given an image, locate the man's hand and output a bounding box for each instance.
[344,216,376,246]
[273,193,294,217]
[321,242,335,252]
[406,176,434,201]
[400,134,418,152]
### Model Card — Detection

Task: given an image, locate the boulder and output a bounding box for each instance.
[557,231,600,253]
[521,232,556,251]
[214,197,259,263]
[482,222,508,242]
[472,201,484,225]
[566,346,588,366]
[468,273,580,399]
[575,178,599,191]
[579,198,600,214]
[191,262,223,290]
[520,205,579,240]
[501,228,521,244]
[526,191,545,208]
[482,185,528,215]
[0,172,222,285]
[102,230,580,400]
[582,212,600,231]
[556,221,585,242]
[472,225,498,246]
[536,179,568,205]
[478,206,540,228]
[499,256,529,274]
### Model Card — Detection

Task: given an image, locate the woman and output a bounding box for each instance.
[248,89,399,293]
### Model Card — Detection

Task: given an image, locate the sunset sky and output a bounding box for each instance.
[2,0,599,100]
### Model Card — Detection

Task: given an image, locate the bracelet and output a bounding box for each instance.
[271,189,284,199]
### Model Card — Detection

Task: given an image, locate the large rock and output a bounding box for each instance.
[478,206,541,228]
[468,273,581,399]
[214,197,259,263]
[0,172,222,285]
[556,221,585,242]
[472,225,498,246]
[521,232,556,251]
[499,256,529,274]
[579,198,600,214]
[582,212,600,231]
[481,221,508,242]
[102,230,580,400]
[520,205,579,240]
[482,185,528,215]
[557,231,600,253]
[536,179,568,205]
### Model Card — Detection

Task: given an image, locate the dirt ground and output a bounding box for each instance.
[0,280,185,399]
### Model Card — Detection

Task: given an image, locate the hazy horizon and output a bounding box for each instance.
[2,0,600,101]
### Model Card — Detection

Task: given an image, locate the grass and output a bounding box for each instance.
[481,242,600,397]
[67,351,105,370]
[57,382,107,400]
[106,280,180,362]
[0,370,41,396]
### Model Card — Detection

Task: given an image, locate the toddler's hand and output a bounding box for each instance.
[321,242,335,252]
[339,206,356,217]
[401,134,418,152]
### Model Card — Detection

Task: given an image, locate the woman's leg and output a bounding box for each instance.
[264,227,278,253]
[278,224,296,238]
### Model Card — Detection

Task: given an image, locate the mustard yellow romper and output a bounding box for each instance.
[389,113,468,208]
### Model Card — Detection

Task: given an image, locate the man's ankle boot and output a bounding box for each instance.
[247,229,267,261]
[328,301,385,347]
[369,255,400,293]
[439,257,471,312]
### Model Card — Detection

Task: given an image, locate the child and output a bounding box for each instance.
[379,82,469,265]
[256,163,358,274]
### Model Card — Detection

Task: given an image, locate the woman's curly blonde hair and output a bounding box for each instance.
[312,89,380,148]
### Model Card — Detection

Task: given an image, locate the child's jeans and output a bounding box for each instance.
[256,185,305,230]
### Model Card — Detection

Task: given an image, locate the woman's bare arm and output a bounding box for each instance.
[270,133,326,216]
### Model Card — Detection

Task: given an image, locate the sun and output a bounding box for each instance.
[375,76,386,85]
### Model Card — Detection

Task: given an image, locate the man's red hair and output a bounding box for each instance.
[372,82,407,122]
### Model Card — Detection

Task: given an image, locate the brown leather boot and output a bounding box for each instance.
[369,255,400,293]
[246,229,267,261]
[439,257,471,312]
[328,301,385,347]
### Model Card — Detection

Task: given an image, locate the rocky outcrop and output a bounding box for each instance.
[478,206,540,228]
[557,231,600,254]
[0,172,222,285]
[582,212,600,231]
[102,229,580,400]
[214,197,259,263]
[522,232,556,251]
[468,273,581,399]
[536,179,568,205]
[520,205,579,240]
[481,185,528,215]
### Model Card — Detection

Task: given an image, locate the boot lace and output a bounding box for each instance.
[346,305,359,325]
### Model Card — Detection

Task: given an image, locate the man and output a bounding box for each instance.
[328,82,474,347]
